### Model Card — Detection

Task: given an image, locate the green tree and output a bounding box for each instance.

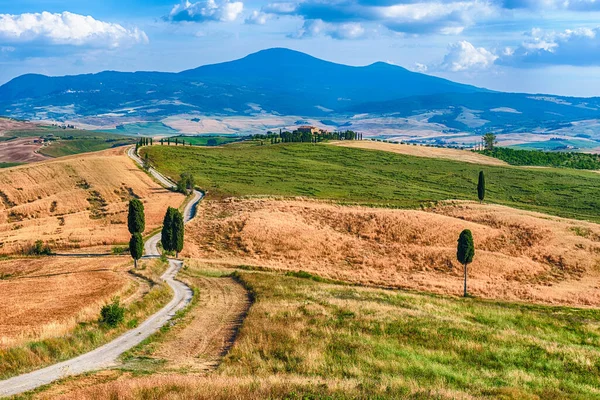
[129,232,144,269]
[177,172,195,195]
[477,171,485,203]
[457,229,475,297]
[127,199,145,235]
[172,209,184,258]
[161,207,176,253]
[483,133,497,151]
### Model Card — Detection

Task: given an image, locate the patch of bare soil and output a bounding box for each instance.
[331,140,508,166]
[0,137,48,163]
[183,198,600,307]
[0,118,39,135]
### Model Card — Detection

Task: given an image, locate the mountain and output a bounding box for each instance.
[0,48,484,119]
[0,47,599,134]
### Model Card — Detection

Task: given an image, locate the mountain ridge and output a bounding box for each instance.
[0,48,598,134]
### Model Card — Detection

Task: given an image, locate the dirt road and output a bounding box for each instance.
[0,148,201,397]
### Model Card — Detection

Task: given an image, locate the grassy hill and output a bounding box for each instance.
[143,142,600,222]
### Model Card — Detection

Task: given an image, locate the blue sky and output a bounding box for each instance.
[1,0,600,96]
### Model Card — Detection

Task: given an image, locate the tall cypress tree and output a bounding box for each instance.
[172,209,184,258]
[477,171,485,203]
[161,207,176,252]
[457,229,475,297]
[129,233,144,268]
[127,199,145,234]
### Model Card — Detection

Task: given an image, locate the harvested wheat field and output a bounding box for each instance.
[331,140,508,166]
[184,198,600,307]
[0,256,133,347]
[0,147,183,254]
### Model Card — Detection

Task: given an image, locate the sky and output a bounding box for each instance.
[1,0,600,97]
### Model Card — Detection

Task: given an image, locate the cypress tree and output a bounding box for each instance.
[477,171,485,203]
[172,209,184,258]
[161,207,176,252]
[127,199,145,234]
[457,229,475,297]
[129,233,144,268]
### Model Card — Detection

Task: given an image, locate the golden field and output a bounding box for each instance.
[331,140,508,166]
[0,256,133,347]
[183,198,600,307]
[0,147,183,254]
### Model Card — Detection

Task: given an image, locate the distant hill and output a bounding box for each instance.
[0,48,483,119]
[0,47,599,133]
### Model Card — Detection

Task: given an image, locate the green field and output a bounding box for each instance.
[0,162,22,168]
[143,142,600,222]
[168,134,243,146]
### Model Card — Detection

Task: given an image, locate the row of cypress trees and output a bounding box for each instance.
[127,199,185,267]
[161,207,184,258]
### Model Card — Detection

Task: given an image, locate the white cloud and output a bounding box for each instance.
[245,10,270,24]
[440,40,498,71]
[501,26,600,66]
[167,0,244,22]
[263,0,497,36]
[0,12,148,48]
[293,19,366,39]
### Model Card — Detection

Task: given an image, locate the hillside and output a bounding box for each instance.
[0,147,182,254]
[142,142,600,222]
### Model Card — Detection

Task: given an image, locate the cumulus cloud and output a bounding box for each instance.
[292,19,366,39]
[0,11,148,48]
[502,26,600,66]
[167,0,244,22]
[440,40,498,71]
[259,0,496,36]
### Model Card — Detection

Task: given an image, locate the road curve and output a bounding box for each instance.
[0,147,202,397]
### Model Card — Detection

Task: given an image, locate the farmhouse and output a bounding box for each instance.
[296,125,327,135]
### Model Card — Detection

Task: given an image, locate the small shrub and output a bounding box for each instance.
[100,298,125,328]
[112,246,129,255]
[28,240,52,256]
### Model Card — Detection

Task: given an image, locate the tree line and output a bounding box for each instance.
[253,129,362,144]
[480,146,600,170]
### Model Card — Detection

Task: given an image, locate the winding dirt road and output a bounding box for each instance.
[0,147,202,397]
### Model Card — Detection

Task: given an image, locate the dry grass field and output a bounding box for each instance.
[0,147,183,254]
[183,198,600,307]
[331,140,508,166]
[41,269,600,399]
[0,256,132,347]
